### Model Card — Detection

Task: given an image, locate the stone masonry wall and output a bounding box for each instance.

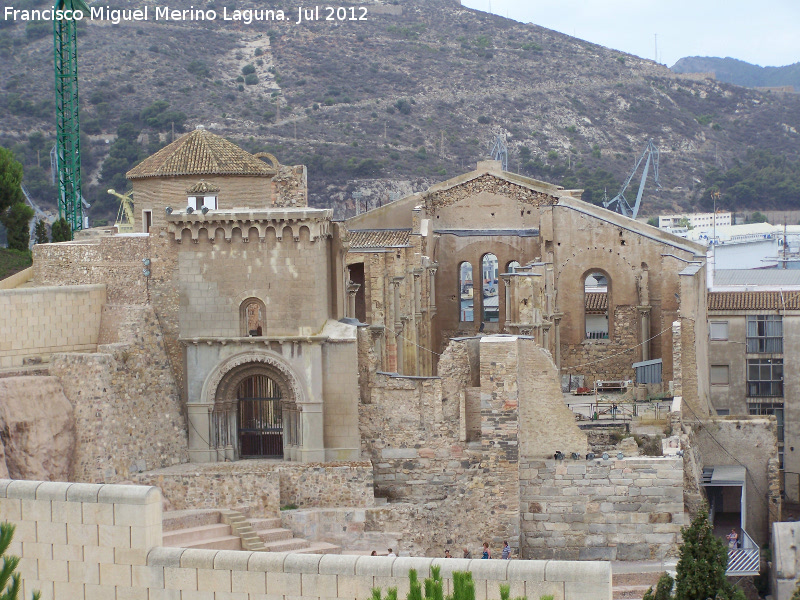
[1,478,612,600]
[519,457,684,560]
[50,305,188,483]
[560,305,640,387]
[134,461,375,518]
[0,284,106,368]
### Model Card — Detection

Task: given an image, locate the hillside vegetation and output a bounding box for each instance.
[1,0,800,222]
[672,56,800,90]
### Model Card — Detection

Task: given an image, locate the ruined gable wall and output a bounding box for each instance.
[551,207,693,387]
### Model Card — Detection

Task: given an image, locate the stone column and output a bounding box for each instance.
[428,264,438,315]
[552,313,563,370]
[391,277,404,374]
[188,404,214,463]
[413,269,423,375]
[298,402,325,462]
[347,281,361,319]
[638,305,652,362]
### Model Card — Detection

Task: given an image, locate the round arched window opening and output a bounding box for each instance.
[459,262,474,322]
[584,271,609,340]
[240,298,266,337]
[482,253,499,323]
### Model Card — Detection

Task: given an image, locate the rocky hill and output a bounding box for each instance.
[672,56,800,90]
[2,0,800,222]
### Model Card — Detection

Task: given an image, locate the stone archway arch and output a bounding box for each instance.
[201,351,308,409]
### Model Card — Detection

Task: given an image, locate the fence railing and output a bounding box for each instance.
[726,528,760,576]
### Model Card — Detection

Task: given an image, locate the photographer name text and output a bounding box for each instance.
[4,5,368,25]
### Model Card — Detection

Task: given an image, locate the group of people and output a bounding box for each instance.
[371,541,512,559]
[451,542,511,560]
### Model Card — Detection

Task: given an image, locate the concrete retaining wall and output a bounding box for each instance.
[0,478,611,600]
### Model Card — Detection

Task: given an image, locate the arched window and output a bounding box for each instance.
[459,262,474,322]
[240,298,266,337]
[584,271,609,339]
[507,260,521,273]
[482,253,499,323]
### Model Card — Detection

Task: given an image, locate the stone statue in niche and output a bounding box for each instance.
[638,270,650,306]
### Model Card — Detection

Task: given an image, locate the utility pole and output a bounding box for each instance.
[654,34,658,63]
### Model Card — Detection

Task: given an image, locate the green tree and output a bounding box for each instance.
[644,506,744,600]
[0,522,40,599]
[50,218,71,243]
[647,217,659,227]
[3,203,33,251]
[750,211,768,223]
[0,146,24,219]
[33,220,48,245]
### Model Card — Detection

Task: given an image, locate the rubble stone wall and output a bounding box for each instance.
[134,461,375,517]
[519,457,684,561]
[50,305,189,483]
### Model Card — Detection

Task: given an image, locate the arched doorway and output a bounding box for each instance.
[237,374,283,458]
[206,356,302,461]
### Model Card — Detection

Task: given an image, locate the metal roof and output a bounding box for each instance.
[714,269,800,286]
[709,465,746,486]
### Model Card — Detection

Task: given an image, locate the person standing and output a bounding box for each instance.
[482,542,491,559]
[462,547,472,559]
[501,541,510,560]
[444,549,452,558]
[387,548,396,557]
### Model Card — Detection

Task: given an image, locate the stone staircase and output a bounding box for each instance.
[163,510,242,551]
[162,510,340,555]
[611,560,677,600]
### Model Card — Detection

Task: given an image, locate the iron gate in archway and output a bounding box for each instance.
[237,374,283,458]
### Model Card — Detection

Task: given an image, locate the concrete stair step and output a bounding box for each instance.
[256,528,295,543]
[163,524,231,546]
[262,538,311,552]
[163,510,221,532]
[249,517,282,530]
[291,542,341,555]
[181,535,243,551]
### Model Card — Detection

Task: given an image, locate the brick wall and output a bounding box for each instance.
[0,284,106,368]
[1,478,611,600]
[519,457,684,560]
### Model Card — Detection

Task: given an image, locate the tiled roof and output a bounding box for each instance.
[127,127,276,179]
[186,180,221,194]
[349,229,411,249]
[708,291,800,311]
[585,292,608,313]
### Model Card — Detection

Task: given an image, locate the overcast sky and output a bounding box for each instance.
[460,0,800,68]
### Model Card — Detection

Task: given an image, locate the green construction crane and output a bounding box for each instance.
[53,0,89,237]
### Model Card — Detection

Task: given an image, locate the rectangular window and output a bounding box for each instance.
[710,365,730,385]
[716,409,730,416]
[748,401,784,445]
[188,196,198,210]
[203,195,218,210]
[143,210,152,233]
[709,321,729,341]
[746,315,783,353]
[747,358,783,397]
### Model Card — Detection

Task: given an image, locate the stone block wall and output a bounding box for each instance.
[2,478,611,600]
[519,457,684,560]
[0,284,106,368]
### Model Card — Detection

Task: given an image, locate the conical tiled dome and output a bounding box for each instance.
[127,127,276,179]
